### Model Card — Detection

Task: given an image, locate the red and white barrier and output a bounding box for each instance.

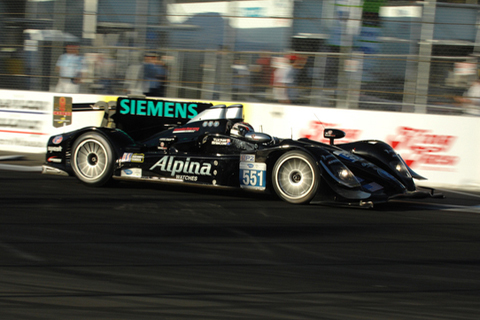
[1,89,478,190]
[244,103,480,190]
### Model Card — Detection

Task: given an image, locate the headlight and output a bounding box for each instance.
[390,155,412,178]
[321,155,361,188]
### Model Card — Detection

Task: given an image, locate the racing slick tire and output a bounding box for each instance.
[71,132,114,187]
[272,151,319,204]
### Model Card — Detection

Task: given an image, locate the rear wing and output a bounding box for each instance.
[104,96,213,140]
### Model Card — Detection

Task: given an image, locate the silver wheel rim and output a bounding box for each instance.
[74,139,108,181]
[276,156,315,200]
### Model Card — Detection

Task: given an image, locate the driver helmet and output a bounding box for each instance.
[230,122,254,138]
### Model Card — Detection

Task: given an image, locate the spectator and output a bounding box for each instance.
[123,52,144,95]
[252,53,273,100]
[96,53,116,94]
[285,55,307,104]
[55,44,85,93]
[231,57,250,101]
[142,52,167,97]
[273,55,293,103]
[455,77,480,116]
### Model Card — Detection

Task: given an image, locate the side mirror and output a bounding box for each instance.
[324,128,345,145]
[245,132,272,144]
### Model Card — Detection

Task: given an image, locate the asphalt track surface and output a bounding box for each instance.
[1,153,480,319]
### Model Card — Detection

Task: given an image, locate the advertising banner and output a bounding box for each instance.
[0,90,113,153]
[244,103,480,189]
[2,89,480,190]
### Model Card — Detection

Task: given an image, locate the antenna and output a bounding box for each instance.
[313,113,326,130]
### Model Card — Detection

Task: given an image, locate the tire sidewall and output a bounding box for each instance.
[272,151,319,204]
[71,132,114,186]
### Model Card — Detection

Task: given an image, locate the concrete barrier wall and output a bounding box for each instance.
[1,89,478,190]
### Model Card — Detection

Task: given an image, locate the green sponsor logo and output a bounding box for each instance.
[119,99,198,119]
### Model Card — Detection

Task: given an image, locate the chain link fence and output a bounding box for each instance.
[1,0,479,115]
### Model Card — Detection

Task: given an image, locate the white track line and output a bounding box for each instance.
[0,155,24,161]
[0,154,42,172]
[0,164,43,172]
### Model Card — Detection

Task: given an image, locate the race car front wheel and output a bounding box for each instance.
[272,151,319,204]
[71,132,114,187]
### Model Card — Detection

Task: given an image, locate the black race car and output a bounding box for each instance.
[42,97,442,207]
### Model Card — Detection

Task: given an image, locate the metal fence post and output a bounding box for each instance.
[201,51,216,100]
[310,53,327,106]
[346,51,363,109]
[166,50,181,98]
[414,0,436,113]
[134,0,148,49]
[50,0,67,91]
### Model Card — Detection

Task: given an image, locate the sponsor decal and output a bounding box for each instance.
[173,127,199,134]
[121,168,142,178]
[121,153,145,163]
[132,153,144,163]
[176,175,198,181]
[324,130,340,138]
[150,156,212,177]
[240,154,255,162]
[47,146,62,152]
[240,162,266,190]
[121,153,132,162]
[160,137,176,142]
[212,138,231,146]
[386,126,459,171]
[52,135,63,144]
[53,96,72,127]
[299,120,362,144]
[47,156,62,163]
[118,98,199,118]
[158,137,176,150]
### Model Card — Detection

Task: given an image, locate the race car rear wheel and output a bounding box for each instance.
[71,132,114,187]
[272,151,319,204]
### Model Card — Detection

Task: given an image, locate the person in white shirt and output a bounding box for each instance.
[55,44,85,93]
[455,77,480,116]
[273,56,293,103]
